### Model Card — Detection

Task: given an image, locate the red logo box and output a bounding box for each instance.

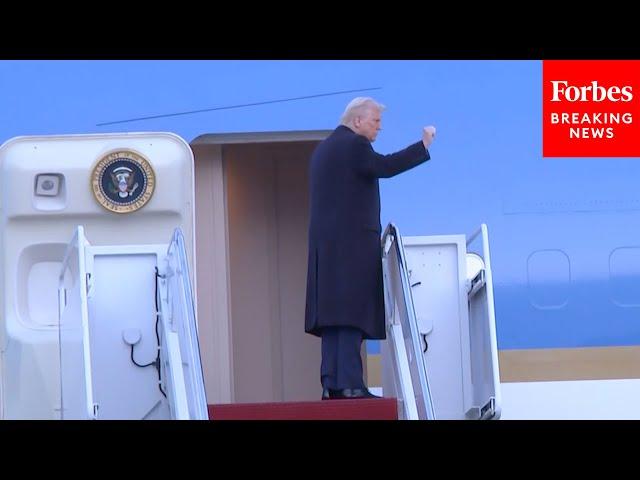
[543,60,640,157]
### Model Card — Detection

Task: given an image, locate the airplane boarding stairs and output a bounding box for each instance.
[56,222,499,420]
[58,226,208,420]
[207,223,501,420]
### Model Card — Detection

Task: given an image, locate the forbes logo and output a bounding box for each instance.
[550,80,633,102]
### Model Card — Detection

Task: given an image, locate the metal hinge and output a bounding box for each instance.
[479,398,495,420]
[86,272,94,297]
[465,397,495,420]
[467,269,486,298]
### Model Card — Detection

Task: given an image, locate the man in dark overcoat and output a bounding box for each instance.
[305,97,436,399]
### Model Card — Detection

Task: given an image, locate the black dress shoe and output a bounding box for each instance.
[329,388,381,399]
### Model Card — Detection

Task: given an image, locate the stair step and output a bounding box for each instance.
[208,398,398,420]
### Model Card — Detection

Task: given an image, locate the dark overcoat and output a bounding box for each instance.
[305,125,429,339]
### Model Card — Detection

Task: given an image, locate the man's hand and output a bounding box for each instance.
[422,126,436,149]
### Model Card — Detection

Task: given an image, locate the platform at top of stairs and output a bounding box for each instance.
[208,397,398,420]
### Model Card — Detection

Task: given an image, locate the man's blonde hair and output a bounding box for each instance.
[340,97,386,125]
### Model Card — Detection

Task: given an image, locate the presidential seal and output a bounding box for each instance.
[91,150,155,213]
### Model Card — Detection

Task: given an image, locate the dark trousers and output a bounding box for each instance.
[320,326,365,390]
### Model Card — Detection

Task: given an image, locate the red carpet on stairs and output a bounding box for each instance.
[208,398,398,420]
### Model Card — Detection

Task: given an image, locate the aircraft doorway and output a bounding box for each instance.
[192,131,331,404]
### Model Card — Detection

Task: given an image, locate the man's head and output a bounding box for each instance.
[340,97,385,142]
